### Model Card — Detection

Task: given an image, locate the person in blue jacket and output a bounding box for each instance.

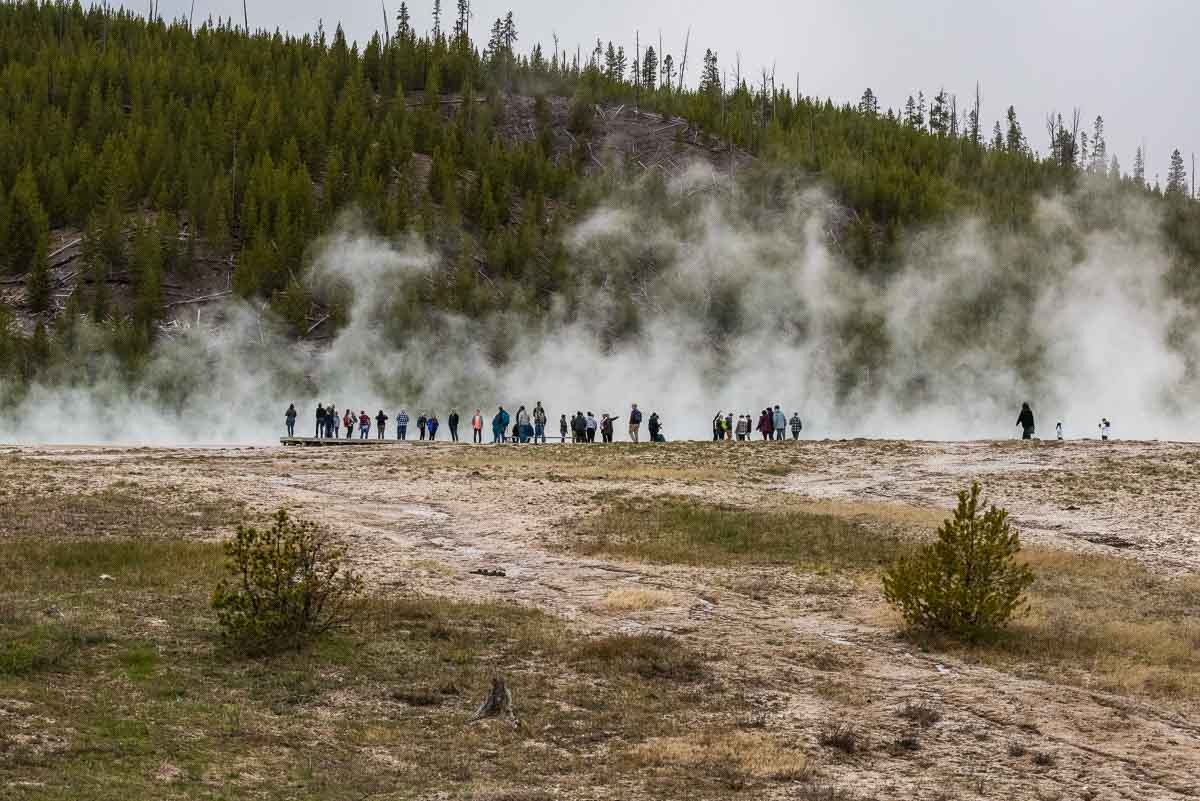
[492,406,510,443]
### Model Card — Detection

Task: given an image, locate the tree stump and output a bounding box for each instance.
[470,676,517,726]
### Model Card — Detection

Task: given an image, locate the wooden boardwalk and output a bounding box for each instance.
[280,436,573,446]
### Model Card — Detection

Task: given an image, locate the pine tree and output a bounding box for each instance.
[641,46,658,91]
[605,42,618,79]
[1090,116,1106,173]
[991,121,1004,151]
[396,3,411,40]
[1133,146,1146,187]
[929,90,949,136]
[432,0,442,38]
[859,88,878,117]
[8,164,49,280]
[1166,149,1188,196]
[453,0,470,41]
[1004,106,1025,154]
[699,49,720,95]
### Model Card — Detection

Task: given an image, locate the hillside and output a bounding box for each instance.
[1,2,1199,438]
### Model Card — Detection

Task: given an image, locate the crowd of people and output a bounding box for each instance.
[713,406,803,441]
[283,401,672,443]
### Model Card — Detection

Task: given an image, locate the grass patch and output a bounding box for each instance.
[632,731,811,788]
[571,633,707,682]
[0,479,242,540]
[600,587,675,612]
[901,547,1200,702]
[0,536,744,800]
[574,498,909,570]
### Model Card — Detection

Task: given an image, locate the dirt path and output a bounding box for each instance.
[10,441,1200,799]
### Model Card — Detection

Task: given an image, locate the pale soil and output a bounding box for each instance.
[4,439,1199,800]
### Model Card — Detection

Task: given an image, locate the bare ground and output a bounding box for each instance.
[2,438,1198,800]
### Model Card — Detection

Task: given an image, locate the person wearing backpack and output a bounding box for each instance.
[571,411,587,443]
[396,409,409,440]
[285,404,297,438]
[471,409,484,444]
[516,406,531,443]
[427,413,440,441]
[376,410,388,440]
[648,412,662,443]
[628,404,643,442]
[789,412,803,440]
[533,402,547,443]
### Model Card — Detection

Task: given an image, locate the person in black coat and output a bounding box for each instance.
[448,410,460,442]
[1016,402,1035,440]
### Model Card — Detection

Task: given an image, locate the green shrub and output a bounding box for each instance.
[883,483,1034,641]
[212,510,363,654]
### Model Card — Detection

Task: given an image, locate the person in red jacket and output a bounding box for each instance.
[358,410,371,439]
[756,409,773,441]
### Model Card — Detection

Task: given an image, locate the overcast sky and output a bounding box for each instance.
[141,0,1195,185]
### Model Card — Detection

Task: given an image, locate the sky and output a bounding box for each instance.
[135,0,1197,186]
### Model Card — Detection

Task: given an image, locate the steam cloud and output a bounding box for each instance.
[2,168,1197,445]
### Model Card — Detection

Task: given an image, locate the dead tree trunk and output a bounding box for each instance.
[469,676,517,725]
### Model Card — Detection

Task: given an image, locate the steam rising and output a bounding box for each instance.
[2,172,1197,445]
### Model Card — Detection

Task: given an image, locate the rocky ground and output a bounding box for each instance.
[2,438,1198,800]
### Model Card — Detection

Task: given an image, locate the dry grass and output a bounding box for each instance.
[573,498,909,570]
[633,731,812,785]
[600,587,675,612]
[0,534,750,800]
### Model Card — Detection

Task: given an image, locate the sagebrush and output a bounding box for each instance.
[883,483,1034,641]
[212,509,363,653]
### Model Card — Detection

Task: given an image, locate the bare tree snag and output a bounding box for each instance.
[469,676,517,725]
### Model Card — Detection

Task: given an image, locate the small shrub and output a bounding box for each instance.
[1007,742,1027,757]
[817,723,859,753]
[883,483,1034,641]
[897,700,941,728]
[212,509,363,654]
[1031,750,1056,767]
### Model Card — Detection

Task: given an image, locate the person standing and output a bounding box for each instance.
[315,404,325,438]
[559,414,568,442]
[417,413,428,441]
[341,409,352,439]
[358,410,371,439]
[396,409,409,440]
[492,407,509,444]
[772,406,786,441]
[376,410,388,440]
[585,412,598,443]
[285,404,297,437]
[448,409,460,442]
[757,410,772,441]
[533,402,547,443]
[789,412,803,440]
[1099,418,1111,441]
[1056,421,1063,441]
[648,412,662,443]
[1016,403,1035,440]
[328,405,339,438]
[427,413,440,441]
[571,411,587,443]
[712,412,723,442]
[628,404,643,442]
[471,409,484,444]
[599,414,614,443]
[516,406,531,443]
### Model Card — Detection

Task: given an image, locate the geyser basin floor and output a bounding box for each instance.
[3,439,1198,801]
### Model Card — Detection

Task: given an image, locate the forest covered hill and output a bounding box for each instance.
[0,0,1198,411]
